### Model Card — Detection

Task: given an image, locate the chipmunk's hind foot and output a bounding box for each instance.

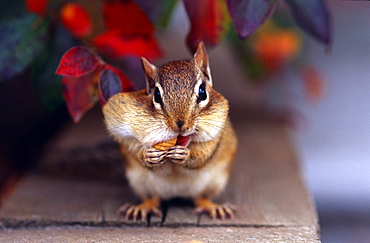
[118,198,162,222]
[194,198,235,220]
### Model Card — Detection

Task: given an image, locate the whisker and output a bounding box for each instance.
[200,128,216,142]
[106,121,165,140]
[195,119,250,152]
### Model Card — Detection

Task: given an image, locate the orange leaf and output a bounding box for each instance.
[302,67,325,102]
[60,2,92,38]
[25,0,49,16]
[253,30,302,72]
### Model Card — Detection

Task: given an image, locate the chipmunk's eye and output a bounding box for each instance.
[198,82,207,101]
[154,87,162,104]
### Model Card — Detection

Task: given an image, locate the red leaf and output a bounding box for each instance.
[227,0,276,39]
[56,46,102,77]
[183,0,231,52]
[103,0,153,35]
[61,66,103,123]
[93,31,163,61]
[60,2,92,38]
[25,0,49,16]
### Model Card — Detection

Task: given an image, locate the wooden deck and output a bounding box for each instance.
[0,108,320,242]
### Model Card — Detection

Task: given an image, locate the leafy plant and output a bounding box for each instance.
[0,0,331,123]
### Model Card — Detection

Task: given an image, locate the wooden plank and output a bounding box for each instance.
[0,175,115,227]
[37,108,125,182]
[0,225,320,243]
[0,107,320,241]
[0,121,317,226]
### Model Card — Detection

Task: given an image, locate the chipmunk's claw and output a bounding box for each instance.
[166,145,189,164]
[145,148,167,167]
[118,198,162,222]
[195,198,235,220]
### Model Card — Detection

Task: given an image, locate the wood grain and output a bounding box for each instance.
[1,226,320,243]
[0,108,320,242]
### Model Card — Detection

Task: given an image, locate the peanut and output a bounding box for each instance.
[153,137,177,151]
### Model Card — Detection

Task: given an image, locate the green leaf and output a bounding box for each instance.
[228,29,266,82]
[134,0,178,28]
[155,0,178,28]
[32,26,77,111]
[0,14,48,81]
[0,1,27,21]
[32,49,64,111]
[283,0,331,44]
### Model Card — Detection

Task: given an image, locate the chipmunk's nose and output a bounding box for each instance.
[176,120,185,130]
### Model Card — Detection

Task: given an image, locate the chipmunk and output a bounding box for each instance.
[103,42,238,221]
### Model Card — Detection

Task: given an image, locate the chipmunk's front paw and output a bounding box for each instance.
[118,198,162,222]
[166,145,189,164]
[145,148,167,167]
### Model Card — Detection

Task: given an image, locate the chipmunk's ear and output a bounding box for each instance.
[141,57,158,94]
[193,42,212,85]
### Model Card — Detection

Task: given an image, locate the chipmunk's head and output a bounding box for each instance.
[141,42,228,144]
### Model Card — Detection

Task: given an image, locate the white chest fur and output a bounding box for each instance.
[126,160,228,200]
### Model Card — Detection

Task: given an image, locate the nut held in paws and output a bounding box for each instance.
[153,137,177,150]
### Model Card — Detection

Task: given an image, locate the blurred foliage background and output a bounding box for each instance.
[0,0,330,121]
